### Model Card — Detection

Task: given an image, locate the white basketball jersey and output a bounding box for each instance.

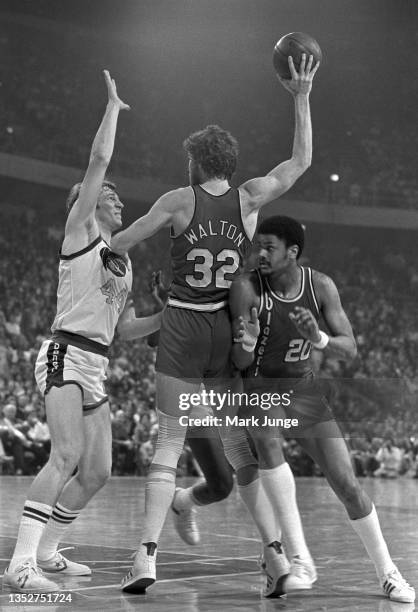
[51,236,132,345]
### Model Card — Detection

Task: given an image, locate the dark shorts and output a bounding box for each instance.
[241,373,334,435]
[155,306,233,381]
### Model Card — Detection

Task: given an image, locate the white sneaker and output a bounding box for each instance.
[38,547,91,576]
[2,559,59,592]
[380,567,415,603]
[172,489,200,545]
[262,541,290,598]
[287,554,317,590]
[121,543,157,593]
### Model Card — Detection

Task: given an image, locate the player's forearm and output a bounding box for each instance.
[291,93,312,170]
[89,101,121,165]
[118,312,162,341]
[266,94,311,186]
[322,335,357,362]
[232,344,254,371]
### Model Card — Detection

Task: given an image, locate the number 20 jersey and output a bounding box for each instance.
[245,266,320,382]
[169,185,252,307]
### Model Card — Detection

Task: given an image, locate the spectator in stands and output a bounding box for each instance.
[0,403,31,474]
[374,438,403,478]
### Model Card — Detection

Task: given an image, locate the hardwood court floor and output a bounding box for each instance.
[1,476,417,612]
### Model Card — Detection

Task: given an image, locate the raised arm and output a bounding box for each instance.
[229,273,261,370]
[289,271,357,361]
[63,71,130,247]
[111,188,188,255]
[239,54,319,212]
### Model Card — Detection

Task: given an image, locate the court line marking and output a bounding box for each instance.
[66,569,260,592]
[209,532,259,542]
[0,536,243,559]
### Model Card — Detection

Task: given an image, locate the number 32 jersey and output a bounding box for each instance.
[245,266,321,381]
[169,185,252,308]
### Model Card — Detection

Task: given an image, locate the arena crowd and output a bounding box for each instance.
[0,208,417,478]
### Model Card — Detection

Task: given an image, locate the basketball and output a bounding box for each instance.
[273,32,322,79]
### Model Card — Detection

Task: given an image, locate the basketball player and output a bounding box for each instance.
[146,272,233,547]
[115,53,319,593]
[3,72,161,593]
[147,271,315,597]
[227,215,415,604]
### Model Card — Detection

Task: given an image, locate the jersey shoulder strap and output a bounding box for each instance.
[305,267,320,317]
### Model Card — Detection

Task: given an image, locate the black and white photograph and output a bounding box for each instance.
[0,1,417,611]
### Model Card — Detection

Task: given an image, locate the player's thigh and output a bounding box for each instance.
[298,421,357,486]
[157,372,202,417]
[77,402,112,481]
[45,384,84,461]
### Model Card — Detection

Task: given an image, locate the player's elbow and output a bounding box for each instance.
[117,323,130,341]
[296,155,311,173]
[89,151,111,167]
[345,340,357,362]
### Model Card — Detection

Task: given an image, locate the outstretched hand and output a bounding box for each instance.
[234,307,260,351]
[278,54,320,96]
[104,70,130,111]
[149,270,168,307]
[288,306,320,343]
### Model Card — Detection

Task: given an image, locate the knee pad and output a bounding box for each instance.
[152,409,187,470]
[221,426,258,472]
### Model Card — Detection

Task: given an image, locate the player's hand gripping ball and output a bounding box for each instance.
[273,32,322,79]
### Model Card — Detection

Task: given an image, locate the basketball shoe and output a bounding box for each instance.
[289,554,317,587]
[121,543,156,593]
[38,547,91,575]
[2,559,58,592]
[171,488,200,545]
[380,567,415,603]
[262,541,313,597]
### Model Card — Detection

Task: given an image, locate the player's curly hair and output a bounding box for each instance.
[258,215,305,259]
[65,178,117,215]
[183,125,239,180]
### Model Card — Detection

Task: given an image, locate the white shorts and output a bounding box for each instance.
[35,334,109,413]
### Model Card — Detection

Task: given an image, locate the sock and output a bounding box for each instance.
[38,503,81,561]
[140,468,176,546]
[350,504,395,578]
[238,477,281,545]
[172,486,197,512]
[10,501,52,569]
[259,463,310,559]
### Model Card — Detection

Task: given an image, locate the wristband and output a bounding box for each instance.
[312,330,329,350]
[233,332,257,353]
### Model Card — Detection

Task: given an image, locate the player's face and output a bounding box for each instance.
[188,158,204,185]
[257,234,295,275]
[96,187,124,231]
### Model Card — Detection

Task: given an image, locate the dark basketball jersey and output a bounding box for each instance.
[245,267,320,380]
[169,185,252,307]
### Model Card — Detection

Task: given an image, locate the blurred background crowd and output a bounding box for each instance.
[0,2,417,208]
[0,0,417,482]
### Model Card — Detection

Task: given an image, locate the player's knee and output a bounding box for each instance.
[78,463,111,494]
[207,473,234,502]
[49,446,81,477]
[254,436,284,468]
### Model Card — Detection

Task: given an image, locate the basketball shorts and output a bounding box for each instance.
[35,334,109,413]
[155,306,233,381]
[241,373,334,436]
